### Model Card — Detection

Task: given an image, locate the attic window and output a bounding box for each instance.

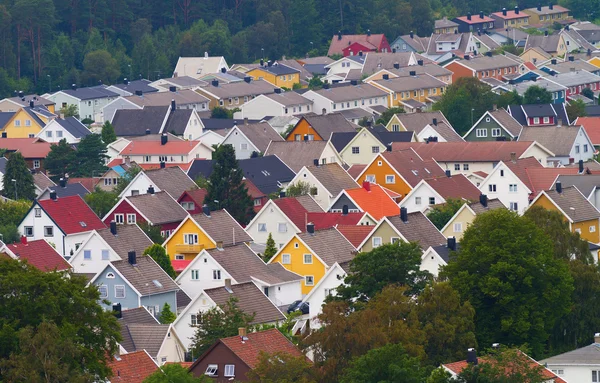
[106,272,115,279]
[205,364,218,376]
[153,280,163,288]
[79,221,87,228]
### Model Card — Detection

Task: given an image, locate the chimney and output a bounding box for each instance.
[127,250,137,265]
[409,70,416,76]
[306,222,315,234]
[216,241,223,249]
[502,7,507,16]
[409,31,414,39]
[557,118,562,127]
[432,118,438,126]
[588,49,592,57]
[147,185,155,194]
[161,133,168,145]
[18,90,24,98]
[338,31,342,40]
[279,190,286,198]
[342,204,349,215]
[59,178,66,188]
[313,158,319,167]
[417,60,423,66]
[551,58,557,65]
[160,161,166,169]
[202,204,210,216]
[394,62,400,69]
[386,144,392,152]
[544,30,548,36]
[595,333,600,344]
[569,56,575,62]
[467,348,478,365]
[274,88,282,94]
[169,86,177,92]
[221,67,226,74]
[549,3,553,10]
[113,303,122,319]
[514,6,519,14]
[350,80,358,86]
[556,180,563,194]
[204,51,209,59]
[445,170,451,177]
[537,3,542,11]
[464,55,470,60]
[362,181,371,191]
[171,99,176,111]
[244,76,251,83]
[400,207,408,223]
[29,100,34,108]
[510,152,517,163]
[579,159,584,174]
[382,74,389,80]
[50,190,57,200]
[479,193,488,207]
[323,83,330,89]
[145,128,151,135]
[492,104,497,111]
[110,221,117,235]
[447,236,457,251]
[135,90,143,96]
[244,117,248,125]
[467,12,471,21]
[71,84,77,90]
[238,327,247,337]
[267,60,272,67]
[20,235,27,245]
[479,11,484,19]
[211,80,219,87]
[367,29,371,37]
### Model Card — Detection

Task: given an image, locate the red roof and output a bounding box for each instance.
[577,117,600,145]
[106,351,158,383]
[328,34,387,56]
[121,140,201,155]
[491,10,530,19]
[0,138,52,158]
[38,195,106,234]
[347,164,367,179]
[455,15,495,24]
[337,225,375,247]
[220,328,305,369]
[274,198,312,231]
[138,162,194,171]
[505,157,582,198]
[5,239,71,271]
[524,62,537,70]
[473,171,488,178]
[308,212,363,230]
[345,182,400,220]
[171,259,192,273]
[425,174,481,201]
[177,188,208,205]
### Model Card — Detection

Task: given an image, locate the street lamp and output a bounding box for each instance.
[11,179,17,200]
[214,200,220,209]
[310,42,314,53]
[128,64,132,79]
[471,108,475,127]
[47,74,51,94]
[261,48,264,60]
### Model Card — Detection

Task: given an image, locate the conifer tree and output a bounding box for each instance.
[101,121,117,144]
[262,233,277,262]
[159,303,176,324]
[2,153,36,200]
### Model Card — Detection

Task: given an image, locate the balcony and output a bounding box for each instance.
[175,244,204,253]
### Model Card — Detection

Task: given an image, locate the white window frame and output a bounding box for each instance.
[184,233,199,245]
[509,184,518,193]
[488,184,497,192]
[305,275,314,286]
[99,285,108,298]
[491,128,501,137]
[282,254,291,264]
[257,223,267,232]
[372,237,382,248]
[351,146,360,154]
[591,226,596,233]
[224,365,235,377]
[365,175,376,183]
[278,223,288,233]
[415,196,422,205]
[101,249,110,260]
[454,222,463,232]
[213,270,221,280]
[114,285,126,298]
[476,129,487,138]
[114,214,124,224]
[126,214,136,224]
[510,202,519,212]
[385,175,395,184]
[191,270,200,280]
[303,254,313,264]
[205,364,218,376]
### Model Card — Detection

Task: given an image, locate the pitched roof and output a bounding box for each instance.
[112,106,168,136]
[120,139,202,156]
[234,122,284,152]
[435,18,459,28]
[250,63,300,76]
[541,342,600,365]
[394,110,450,130]
[388,212,446,249]
[362,52,432,76]
[542,186,600,222]
[307,212,364,230]
[508,103,569,125]
[576,116,600,145]
[297,227,356,265]
[454,55,520,71]
[347,164,367,179]
[112,79,159,94]
[264,91,312,106]
[41,182,90,199]
[424,174,481,201]
[199,79,277,99]
[97,224,153,261]
[119,324,170,357]
[328,34,387,56]
[336,225,375,248]
[5,94,55,108]
[492,9,531,19]
[308,83,388,104]
[550,70,600,89]
[0,138,52,158]
[305,163,358,196]
[468,198,506,214]
[526,34,562,53]
[381,150,446,188]
[344,183,400,220]
[59,85,119,100]
[4,239,71,271]
[120,307,159,325]
[488,108,524,137]
[204,282,286,324]
[518,126,582,156]
[111,255,179,296]
[300,113,358,140]
[55,117,91,138]
[207,244,300,285]
[525,4,570,15]
[106,350,158,383]
[243,179,266,199]
[191,209,252,247]
[555,174,600,198]
[126,191,189,225]
[273,195,324,231]
[32,172,56,190]
[264,141,329,173]
[177,188,208,205]
[373,73,447,92]
[145,166,198,199]
[37,195,105,234]
[391,141,542,162]
[454,14,495,24]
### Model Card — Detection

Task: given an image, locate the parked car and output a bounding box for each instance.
[287,300,309,314]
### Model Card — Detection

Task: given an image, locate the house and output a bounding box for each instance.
[523,4,571,25]
[386,111,463,142]
[453,12,496,33]
[355,149,446,198]
[358,209,446,252]
[327,32,391,56]
[302,82,389,114]
[163,208,252,261]
[301,261,350,328]
[555,174,600,212]
[196,79,277,110]
[189,328,304,381]
[91,254,179,316]
[330,127,415,165]
[545,70,600,101]
[36,117,90,143]
[177,188,208,215]
[541,333,600,382]
[366,60,453,85]
[435,18,459,34]
[149,76,207,92]
[530,184,600,244]
[32,172,56,196]
[421,32,476,58]
[106,350,158,382]
[369,73,448,109]
[520,46,554,64]
[0,137,52,170]
[116,136,212,167]
[525,34,568,57]
[38,179,90,200]
[18,194,105,257]
[390,33,428,53]
[103,190,189,238]
[118,166,197,199]
[322,55,365,80]
[174,243,301,307]
[269,227,356,294]
[420,237,460,277]
[221,122,284,159]
[285,113,357,141]
[391,141,554,174]
[47,85,120,122]
[245,195,323,247]
[173,55,229,78]
[518,125,595,165]
[541,57,600,75]
[328,181,401,220]
[507,78,568,104]
[286,163,358,210]
[507,103,570,127]
[491,7,530,29]
[0,238,71,272]
[576,116,600,147]
[246,63,301,88]
[441,196,506,240]
[264,140,343,172]
[68,223,153,275]
[0,94,55,113]
[399,173,482,213]
[176,282,287,353]
[444,55,521,83]
[353,52,427,77]
[0,104,56,138]
[463,108,524,141]
[238,91,313,120]
[106,79,159,96]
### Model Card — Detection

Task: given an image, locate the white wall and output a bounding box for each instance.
[569,128,595,164]
[478,164,529,215]
[240,96,285,120]
[120,173,156,197]
[420,248,447,277]
[541,364,591,383]
[246,203,299,247]
[64,232,92,259]
[417,125,449,142]
[18,208,65,255]
[175,252,234,298]
[288,170,332,211]
[37,120,81,143]
[400,183,444,213]
[305,264,346,329]
[173,292,215,351]
[326,59,363,76]
[69,232,122,274]
[264,280,302,307]
[221,128,259,159]
[156,328,186,364]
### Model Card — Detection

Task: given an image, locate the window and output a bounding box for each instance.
[372,237,382,248]
[500,170,504,177]
[205,365,218,376]
[415,197,422,205]
[476,129,487,138]
[224,365,235,377]
[372,146,380,153]
[46,131,53,138]
[489,184,497,192]
[253,198,262,207]
[101,250,109,260]
[34,208,41,217]
[126,214,136,224]
[175,255,184,260]
[509,184,517,192]
[278,223,287,233]
[491,128,501,137]
[454,164,460,171]
[24,226,33,237]
[282,254,291,264]
[454,223,463,232]
[184,233,198,244]
[509,202,518,212]
[99,285,108,298]
[144,156,151,162]
[392,124,400,131]
[25,119,31,126]
[429,197,436,205]
[575,145,580,154]
[190,314,198,326]
[114,285,126,298]
[351,146,360,154]
[43,226,53,237]
[240,143,248,150]
[114,214,124,224]
[213,270,221,280]
[14,120,20,127]
[303,254,313,264]
[463,164,469,171]
[305,276,314,286]
[585,144,589,153]
[33,160,40,169]
[258,223,267,232]
[591,226,597,233]
[385,175,395,184]
[543,117,550,124]
[365,175,376,183]
[191,270,199,280]
[533,117,540,124]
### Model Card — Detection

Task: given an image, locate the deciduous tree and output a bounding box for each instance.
[427,198,466,230]
[247,351,317,383]
[523,85,553,104]
[143,363,208,383]
[84,187,118,218]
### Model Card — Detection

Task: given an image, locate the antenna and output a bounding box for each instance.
[233,227,235,245]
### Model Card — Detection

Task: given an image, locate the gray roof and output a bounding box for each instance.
[338,108,373,120]
[125,89,209,107]
[524,5,570,15]
[362,52,432,75]
[198,79,277,99]
[207,244,300,285]
[177,289,191,309]
[0,157,7,174]
[544,59,599,74]
[388,212,446,249]
[33,172,56,191]
[394,111,463,142]
[547,70,600,87]
[253,63,300,76]
[373,73,447,92]
[526,35,562,53]
[305,163,358,196]
[488,109,523,137]
[39,182,90,200]
[264,140,329,172]
[5,94,55,108]
[112,106,168,136]
[468,198,506,214]
[297,227,356,266]
[163,109,193,135]
[475,34,501,50]
[60,85,119,100]
[97,224,153,261]
[310,83,388,103]
[544,186,600,222]
[0,112,14,128]
[458,55,520,71]
[126,191,189,225]
[435,18,459,28]
[55,117,91,138]
[510,78,567,96]
[578,29,600,43]
[112,79,159,94]
[264,91,311,107]
[300,113,357,140]
[145,166,198,200]
[191,209,252,247]
[235,122,284,152]
[391,63,453,78]
[120,307,158,325]
[204,282,286,324]
[541,342,600,365]
[555,174,600,199]
[397,35,427,52]
[518,126,581,156]
[120,324,169,357]
[158,76,208,88]
[111,255,179,296]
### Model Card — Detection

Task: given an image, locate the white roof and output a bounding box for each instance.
[173,56,228,78]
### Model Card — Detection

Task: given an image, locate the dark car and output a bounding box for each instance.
[287,300,309,315]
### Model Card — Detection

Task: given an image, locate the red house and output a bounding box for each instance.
[328,32,390,57]
[243,179,267,213]
[103,189,188,238]
[177,188,208,215]
[0,238,71,272]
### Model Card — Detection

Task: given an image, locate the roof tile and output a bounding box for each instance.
[38,195,106,234]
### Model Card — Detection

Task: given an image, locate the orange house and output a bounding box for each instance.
[444,55,520,83]
[354,149,446,199]
[285,113,356,141]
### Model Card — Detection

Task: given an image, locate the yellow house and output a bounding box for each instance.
[268,227,356,295]
[522,5,571,25]
[1,106,56,138]
[246,64,300,88]
[368,73,447,108]
[441,198,506,240]
[588,57,600,69]
[529,186,600,245]
[163,210,253,261]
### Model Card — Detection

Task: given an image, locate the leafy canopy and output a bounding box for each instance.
[144,243,177,278]
[427,198,466,230]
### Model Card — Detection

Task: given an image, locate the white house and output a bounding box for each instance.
[46,85,120,122]
[540,334,600,383]
[101,97,141,123]
[302,83,389,115]
[399,174,481,213]
[324,56,365,77]
[197,130,225,148]
[173,55,229,78]
[116,137,213,166]
[238,91,313,120]
[220,122,283,160]
[36,117,90,144]
[518,125,595,165]
[301,262,348,330]
[478,160,532,214]
[420,239,457,278]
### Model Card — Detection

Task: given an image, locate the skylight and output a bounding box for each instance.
[153,280,163,288]
[79,221,87,227]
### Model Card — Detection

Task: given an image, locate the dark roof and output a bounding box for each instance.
[163,109,193,135]
[330,132,357,151]
[264,141,329,173]
[388,212,446,249]
[97,224,153,261]
[304,64,328,76]
[431,243,459,263]
[522,103,557,118]
[60,85,120,100]
[55,117,91,138]
[112,106,168,136]
[110,255,179,296]
[586,105,600,117]
[40,182,90,200]
[112,79,159,94]
[555,174,600,198]
[201,118,260,131]
[0,157,7,174]
[0,112,14,128]
[372,131,414,146]
[177,289,192,309]
[509,103,569,125]
[191,209,253,247]
[187,159,214,180]
[126,191,189,225]
[145,166,198,199]
[119,324,169,358]
[120,307,158,325]
[252,63,300,76]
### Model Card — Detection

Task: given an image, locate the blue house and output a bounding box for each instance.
[91,253,179,317]
[390,33,427,53]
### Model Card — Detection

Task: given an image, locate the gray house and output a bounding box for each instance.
[91,253,179,317]
[463,108,523,142]
[46,85,120,122]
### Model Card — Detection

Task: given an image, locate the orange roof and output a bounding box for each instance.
[138,162,194,171]
[0,138,52,158]
[106,351,158,383]
[67,177,98,192]
[121,140,201,155]
[577,117,600,145]
[177,188,208,204]
[455,14,495,24]
[491,10,530,19]
[337,224,375,247]
[524,62,537,70]
[345,182,400,220]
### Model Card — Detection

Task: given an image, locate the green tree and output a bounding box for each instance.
[375,107,405,125]
[582,87,595,100]
[427,198,466,230]
[336,242,431,303]
[71,134,108,177]
[58,104,79,118]
[441,209,573,357]
[84,188,118,218]
[0,199,30,227]
[191,296,255,357]
[340,343,425,383]
[112,165,142,196]
[45,139,77,180]
[0,224,20,244]
[82,50,120,85]
[143,363,208,383]
[158,302,176,324]
[143,244,176,278]
[457,348,546,383]
[262,233,278,262]
[0,258,120,381]
[204,144,254,225]
[308,76,324,90]
[1,153,35,200]
[566,99,587,122]
[497,90,523,109]
[139,222,164,244]
[247,351,317,383]
[286,181,311,197]
[101,121,117,144]
[210,106,234,119]
[523,85,553,104]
